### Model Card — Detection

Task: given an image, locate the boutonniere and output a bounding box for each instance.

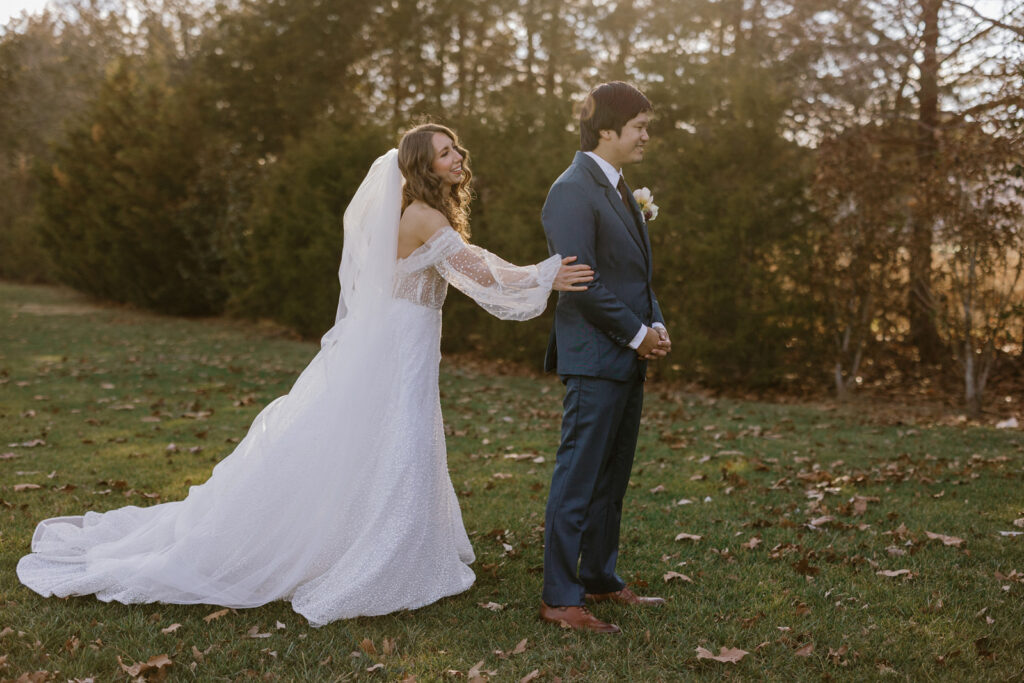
[632,187,659,221]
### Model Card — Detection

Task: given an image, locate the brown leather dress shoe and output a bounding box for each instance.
[585,585,666,606]
[539,602,621,634]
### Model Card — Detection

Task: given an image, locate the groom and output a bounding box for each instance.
[540,81,670,634]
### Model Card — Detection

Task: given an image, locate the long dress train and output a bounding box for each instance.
[16,225,560,626]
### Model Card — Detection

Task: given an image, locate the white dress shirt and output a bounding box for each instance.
[583,151,664,350]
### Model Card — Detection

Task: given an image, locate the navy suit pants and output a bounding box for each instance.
[542,374,644,606]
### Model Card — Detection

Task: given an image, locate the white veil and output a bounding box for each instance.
[321,148,402,347]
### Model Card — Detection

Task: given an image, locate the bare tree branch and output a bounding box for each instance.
[939,23,997,66]
[948,0,1024,38]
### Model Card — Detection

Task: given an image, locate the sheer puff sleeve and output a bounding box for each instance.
[430,227,561,320]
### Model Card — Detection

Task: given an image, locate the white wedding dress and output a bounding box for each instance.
[16,151,561,626]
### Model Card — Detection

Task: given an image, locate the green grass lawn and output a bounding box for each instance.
[1,281,1022,682]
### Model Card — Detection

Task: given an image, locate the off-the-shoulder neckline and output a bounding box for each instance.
[396,225,456,263]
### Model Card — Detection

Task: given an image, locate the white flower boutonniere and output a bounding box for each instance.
[633,187,659,221]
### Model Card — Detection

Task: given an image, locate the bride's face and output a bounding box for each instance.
[430,133,464,187]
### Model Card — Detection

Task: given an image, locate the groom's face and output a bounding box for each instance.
[602,111,651,168]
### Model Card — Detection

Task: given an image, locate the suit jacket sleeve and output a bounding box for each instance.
[543,182,644,346]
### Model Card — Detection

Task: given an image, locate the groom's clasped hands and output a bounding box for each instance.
[637,324,671,360]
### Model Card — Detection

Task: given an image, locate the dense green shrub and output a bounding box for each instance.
[36,59,230,314]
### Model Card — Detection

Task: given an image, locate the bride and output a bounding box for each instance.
[16,123,593,626]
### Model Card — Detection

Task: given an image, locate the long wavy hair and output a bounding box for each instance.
[398,123,473,240]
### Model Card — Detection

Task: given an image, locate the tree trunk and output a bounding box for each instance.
[614,0,636,80]
[909,0,943,362]
[455,12,467,115]
[835,363,849,401]
[964,342,981,416]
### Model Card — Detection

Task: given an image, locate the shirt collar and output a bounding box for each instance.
[584,151,624,189]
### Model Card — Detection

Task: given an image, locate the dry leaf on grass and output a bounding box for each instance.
[117,653,173,679]
[741,536,762,550]
[13,484,41,492]
[876,569,913,578]
[696,645,749,663]
[202,608,230,623]
[467,659,496,681]
[675,532,703,542]
[246,625,271,638]
[791,556,820,576]
[663,571,693,583]
[520,670,540,683]
[925,531,965,547]
[494,637,528,659]
[159,623,181,635]
[794,642,814,657]
[851,495,880,516]
[478,601,504,611]
[360,638,377,656]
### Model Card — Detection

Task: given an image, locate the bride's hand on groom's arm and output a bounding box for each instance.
[553,256,594,292]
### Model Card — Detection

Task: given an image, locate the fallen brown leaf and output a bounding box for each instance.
[695,645,749,664]
[478,601,504,611]
[851,495,880,516]
[924,531,965,547]
[246,625,271,638]
[520,670,540,683]
[203,608,229,623]
[117,653,173,679]
[160,623,181,635]
[13,484,41,492]
[876,569,913,578]
[467,659,492,682]
[794,642,814,657]
[663,571,693,583]
[791,556,820,576]
[675,532,703,542]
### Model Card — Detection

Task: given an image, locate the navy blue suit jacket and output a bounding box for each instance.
[542,152,664,381]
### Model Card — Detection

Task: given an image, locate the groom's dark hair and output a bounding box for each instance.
[579,81,652,151]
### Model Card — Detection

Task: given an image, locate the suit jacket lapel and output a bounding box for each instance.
[620,178,652,271]
[574,152,648,259]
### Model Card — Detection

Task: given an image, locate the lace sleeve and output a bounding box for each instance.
[432,230,562,321]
